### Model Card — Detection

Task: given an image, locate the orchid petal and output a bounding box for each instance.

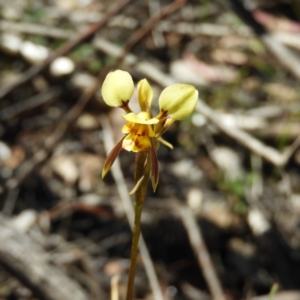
[123,112,159,124]
[122,134,152,152]
[102,137,124,178]
[137,79,153,112]
[101,70,134,107]
[157,137,173,149]
[159,84,198,120]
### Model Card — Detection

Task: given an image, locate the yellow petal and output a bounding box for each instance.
[157,137,173,149]
[121,122,132,134]
[159,84,198,120]
[122,134,134,151]
[122,134,152,152]
[137,79,153,112]
[123,112,159,124]
[101,70,134,107]
[147,125,155,137]
[122,122,155,138]
[132,136,152,152]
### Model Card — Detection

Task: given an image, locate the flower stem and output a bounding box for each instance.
[126,200,143,300]
[126,152,150,300]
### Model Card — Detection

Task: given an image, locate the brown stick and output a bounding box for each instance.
[196,101,300,167]
[95,0,187,77]
[123,0,186,54]
[0,20,73,39]
[173,201,226,300]
[91,0,188,75]
[0,215,89,300]
[0,0,131,100]
[223,0,300,82]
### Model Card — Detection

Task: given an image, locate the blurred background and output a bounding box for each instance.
[1,0,300,299]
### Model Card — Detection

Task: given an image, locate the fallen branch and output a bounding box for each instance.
[0,215,89,300]
[224,0,300,81]
[0,20,73,39]
[172,200,226,300]
[196,101,300,167]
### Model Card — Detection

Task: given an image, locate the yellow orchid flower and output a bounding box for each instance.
[101,70,198,191]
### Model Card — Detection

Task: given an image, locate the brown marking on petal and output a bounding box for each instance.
[136,124,150,137]
[134,137,142,150]
[133,136,152,152]
[158,109,168,120]
[119,100,131,113]
[123,122,155,152]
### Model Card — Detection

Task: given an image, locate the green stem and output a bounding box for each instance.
[126,152,150,300]
[126,201,143,300]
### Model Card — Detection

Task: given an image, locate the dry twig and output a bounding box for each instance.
[223,0,300,81]
[0,20,73,39]
[148,0,166,48]
[172,200,226,300]
[0,87,62,121]
[251,291,300,300]
[196,101,300,167]
[0,215,89,300]
[113,0,187,67]
[0,0,131,100]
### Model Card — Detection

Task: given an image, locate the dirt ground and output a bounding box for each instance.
[1,0,300,299]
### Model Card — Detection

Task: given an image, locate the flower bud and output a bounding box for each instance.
[159,84,198,120]
[101,70,134,107]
